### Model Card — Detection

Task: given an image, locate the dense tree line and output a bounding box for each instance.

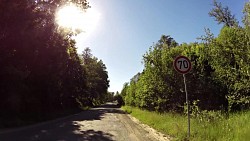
[120,1,250,113]
[0,0,109,127]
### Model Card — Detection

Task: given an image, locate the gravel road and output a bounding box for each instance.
[0,103,169,141]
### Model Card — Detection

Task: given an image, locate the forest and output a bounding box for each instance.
[0,0,110,127]
[119,1,250,114]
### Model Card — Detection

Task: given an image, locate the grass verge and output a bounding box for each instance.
[121,106,250,141]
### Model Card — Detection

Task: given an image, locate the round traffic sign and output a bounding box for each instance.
[173,56,192,74]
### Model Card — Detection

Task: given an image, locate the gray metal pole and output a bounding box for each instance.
[183,74,190,138]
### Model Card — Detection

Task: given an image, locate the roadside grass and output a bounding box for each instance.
[121,106,250,141]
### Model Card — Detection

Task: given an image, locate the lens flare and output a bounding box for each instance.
[56,4,100,34]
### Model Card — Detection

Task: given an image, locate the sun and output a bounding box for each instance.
[55,4,100,34]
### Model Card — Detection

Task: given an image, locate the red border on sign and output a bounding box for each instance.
[173,56,192,74]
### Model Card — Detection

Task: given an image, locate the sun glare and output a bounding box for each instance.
[56,4,100,34]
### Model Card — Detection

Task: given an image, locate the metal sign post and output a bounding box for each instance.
[173,55,192,138]
[183,74,190,138]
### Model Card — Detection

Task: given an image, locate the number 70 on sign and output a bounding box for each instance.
[173,56,192,74]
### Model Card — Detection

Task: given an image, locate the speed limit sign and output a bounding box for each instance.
[173,56,192,74]
[173,55,192,138]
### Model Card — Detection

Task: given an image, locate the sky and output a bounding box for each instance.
[74,0,247,93]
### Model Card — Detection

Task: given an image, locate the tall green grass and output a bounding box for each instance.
[122,106,250,141]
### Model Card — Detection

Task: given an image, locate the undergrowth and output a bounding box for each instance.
[122,106,250,141]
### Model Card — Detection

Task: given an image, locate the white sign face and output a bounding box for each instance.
[173,56,192,74]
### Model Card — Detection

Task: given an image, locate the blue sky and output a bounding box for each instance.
[75,0,247,93]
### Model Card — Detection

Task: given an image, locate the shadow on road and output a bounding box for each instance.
[0,103,123,141]
[80,129,114,141]
[71,103,125,121]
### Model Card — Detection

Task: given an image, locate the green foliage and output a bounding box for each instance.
[243,2,250,28]
[104,92,115,102]
[114,94,124,107]
[121,34,229,112]
[211,26,250,111]
[81,48,110,106]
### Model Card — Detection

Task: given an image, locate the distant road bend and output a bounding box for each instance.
[0,102,169,141]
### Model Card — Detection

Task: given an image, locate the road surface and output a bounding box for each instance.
[0,103,169,141]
